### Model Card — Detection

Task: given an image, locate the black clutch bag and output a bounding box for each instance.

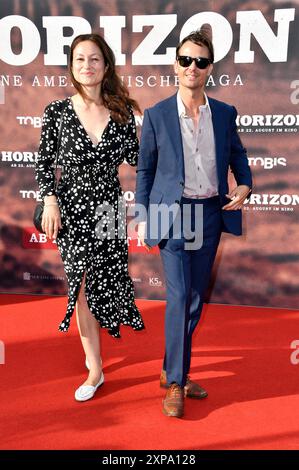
[33,103,66,233]
[33,201,45,233]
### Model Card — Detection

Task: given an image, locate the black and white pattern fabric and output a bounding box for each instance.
[35,97,144,338]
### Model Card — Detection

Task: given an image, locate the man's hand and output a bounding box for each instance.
[222,185,251,210]
[137,222,151,251]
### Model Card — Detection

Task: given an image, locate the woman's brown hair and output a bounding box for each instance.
[69,33,141,124]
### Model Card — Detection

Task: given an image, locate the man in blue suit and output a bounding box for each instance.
[135,30,252,418]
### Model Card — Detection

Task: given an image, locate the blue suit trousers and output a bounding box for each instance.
[159,196,222,387]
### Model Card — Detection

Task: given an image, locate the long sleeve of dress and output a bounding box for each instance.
[35,102,60,199]
[123,107,139,166]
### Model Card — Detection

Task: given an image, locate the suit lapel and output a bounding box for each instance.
[161,94,185,177]
[209,97,225,178]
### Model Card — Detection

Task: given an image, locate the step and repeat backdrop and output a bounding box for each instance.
[0,0,298,308]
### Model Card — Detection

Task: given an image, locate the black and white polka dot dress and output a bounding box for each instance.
[35,97,145,338]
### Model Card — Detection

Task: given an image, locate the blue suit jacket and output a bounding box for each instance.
[135,93,252,246]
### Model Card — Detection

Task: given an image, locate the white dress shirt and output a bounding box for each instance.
[177,92,218,199]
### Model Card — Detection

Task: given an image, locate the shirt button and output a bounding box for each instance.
[196,148,199,152]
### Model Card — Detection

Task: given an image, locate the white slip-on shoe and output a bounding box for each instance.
[74,372,104,402]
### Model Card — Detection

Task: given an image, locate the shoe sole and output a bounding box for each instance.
[185,392,208,399]
[162,407,184,418]
[162,399,184,418]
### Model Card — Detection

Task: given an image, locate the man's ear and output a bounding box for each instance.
[207,63,213,76]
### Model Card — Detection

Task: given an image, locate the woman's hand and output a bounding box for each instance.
[137,222,151,251]
[42,196,62,239]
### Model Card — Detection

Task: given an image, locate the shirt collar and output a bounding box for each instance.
[177,92,211,118]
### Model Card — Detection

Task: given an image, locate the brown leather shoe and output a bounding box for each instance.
[160,370,208,399]
[162,383,184,418]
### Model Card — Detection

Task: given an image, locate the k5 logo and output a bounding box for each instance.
[149,277,162,287]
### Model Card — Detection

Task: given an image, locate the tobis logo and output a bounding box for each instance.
[248,157,287,169]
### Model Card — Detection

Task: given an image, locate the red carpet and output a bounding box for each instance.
[1,294,299,450]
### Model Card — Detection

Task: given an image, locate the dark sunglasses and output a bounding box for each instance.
[177,55,211,69]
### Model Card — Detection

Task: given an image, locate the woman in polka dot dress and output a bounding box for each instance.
[35,34,145,401]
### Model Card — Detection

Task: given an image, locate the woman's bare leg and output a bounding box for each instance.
[76,274,102,386]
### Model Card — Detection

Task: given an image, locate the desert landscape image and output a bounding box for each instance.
[0,0,298,308]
